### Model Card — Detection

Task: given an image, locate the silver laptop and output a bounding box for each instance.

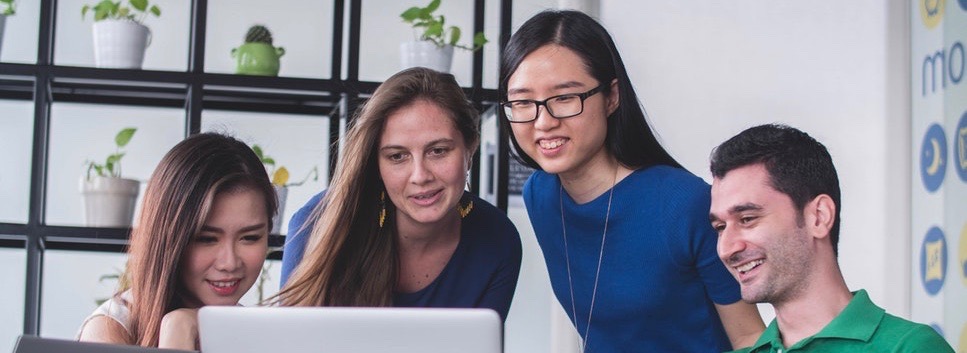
[198,306,502,353]
[12,335,193,353]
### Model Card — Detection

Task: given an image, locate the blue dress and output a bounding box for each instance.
[281,191,522,321]
[524,166,741,352]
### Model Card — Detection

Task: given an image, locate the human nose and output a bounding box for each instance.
[409,156,434,185]
[532,104,559,131]
[717,226,746,264]
[214,242,241,272]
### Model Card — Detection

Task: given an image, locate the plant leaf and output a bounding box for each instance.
[118,7,129,18]
[252,145,264,159]
[81,5,90,18]
[400,7,422,22]
[262,157,276,166]
[106,153,124,165]
[115,127,136,147]
[129,0,147,12]
[272,166,290,186]
[149,5,160,17]
[473,32,488,48]
[426,0,441,13]
[425,22,443,38]
[449,26,461,46]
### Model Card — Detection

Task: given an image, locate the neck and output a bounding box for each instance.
[395,210,461,252]
[559,154,631,204]
[772,264,852,348]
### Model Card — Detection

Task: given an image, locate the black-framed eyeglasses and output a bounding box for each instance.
[501,84,605,123]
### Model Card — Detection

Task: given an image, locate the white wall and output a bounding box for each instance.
[600,1,911,317]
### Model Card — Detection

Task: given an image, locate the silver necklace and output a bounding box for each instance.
[560,170,617,353]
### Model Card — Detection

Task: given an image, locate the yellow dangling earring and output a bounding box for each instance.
[378,191,387,228]
[456,194,473,218]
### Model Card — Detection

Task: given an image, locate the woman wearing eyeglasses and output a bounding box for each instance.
[499,11,764,352]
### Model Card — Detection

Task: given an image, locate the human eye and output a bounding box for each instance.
[428,146,452,157]
[739,215,758,226]
[194,234,218,244]
[552,94,578,103]
[385,151,408,163]
[509,100,534,108]
[241,234,264,243]
[711,222,726,234]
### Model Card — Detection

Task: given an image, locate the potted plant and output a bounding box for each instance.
[232,25,285,76]
[252,144,318,234]
[400,0,487,73]
[81,127,140,227]
[81,0,161,69]
[0,0,15,58]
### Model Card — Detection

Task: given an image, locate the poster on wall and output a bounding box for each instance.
[911,0,967,350]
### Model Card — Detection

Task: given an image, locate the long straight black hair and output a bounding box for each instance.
[499,10,681,170]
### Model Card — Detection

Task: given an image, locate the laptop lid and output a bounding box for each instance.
[198,306,501,353]
[12,335,193,353]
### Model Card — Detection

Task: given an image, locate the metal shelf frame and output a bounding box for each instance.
[1,0,514,336]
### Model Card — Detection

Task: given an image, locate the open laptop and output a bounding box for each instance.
[12,335,193,353]
[198,306,502,353]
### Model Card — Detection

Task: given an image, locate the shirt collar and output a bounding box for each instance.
[740,290,884,352]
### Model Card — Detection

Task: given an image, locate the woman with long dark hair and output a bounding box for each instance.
[500,10,764,352]
[77,133,277,350]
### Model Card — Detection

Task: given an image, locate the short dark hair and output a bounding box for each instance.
[498,10,680,170]
[710,124,842,255]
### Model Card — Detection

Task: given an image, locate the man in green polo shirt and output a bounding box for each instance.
[707,124,954,352]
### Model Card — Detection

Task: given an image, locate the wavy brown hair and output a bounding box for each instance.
[275,67,479,307]
[124,133,276,347]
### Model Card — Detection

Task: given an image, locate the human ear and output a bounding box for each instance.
[805,194,836,240]
[607,78,620,116]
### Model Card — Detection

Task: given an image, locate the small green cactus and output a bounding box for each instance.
[245,25,273,45]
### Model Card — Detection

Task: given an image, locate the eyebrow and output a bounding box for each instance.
[380,138,455,152]
[200,223,266,233]
[506,81,587,96]
[708,202,763,223]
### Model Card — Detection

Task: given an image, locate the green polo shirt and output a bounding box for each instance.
[729,290,953,353]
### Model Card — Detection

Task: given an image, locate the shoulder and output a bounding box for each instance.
[627,165,711,210]
[522,170,554,197]
[879,314,955,351]
[77,314,132,345]
[462,194,522,256]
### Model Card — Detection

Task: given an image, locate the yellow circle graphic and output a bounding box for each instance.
[921,0,945,29]
[961,223,967,286]
[960,323,967,353]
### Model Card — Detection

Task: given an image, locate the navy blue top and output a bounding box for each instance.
[281,191,523,321]
[524,166,741,352]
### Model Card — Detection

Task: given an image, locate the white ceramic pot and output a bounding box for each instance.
[92,20,151,69]
[80,176,140,227]
[400,41,454,73]
[272,185,288,235]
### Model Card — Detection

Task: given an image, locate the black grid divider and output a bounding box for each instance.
[3,0,512,336]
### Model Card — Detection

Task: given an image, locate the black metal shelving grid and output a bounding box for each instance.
[0,0,513,337]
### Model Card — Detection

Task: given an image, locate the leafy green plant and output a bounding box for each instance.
[86,127,137,180]
[81,0,161,24]
[400,0,487,51]
[252,144,319,187]
[1,0,16,16]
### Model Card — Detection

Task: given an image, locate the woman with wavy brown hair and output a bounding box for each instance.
[77,133,277,350]
[277,67,521,321]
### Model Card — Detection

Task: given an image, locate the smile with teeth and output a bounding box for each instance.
[734,259,764,274]
[538,138,566,149]
[209,280,239,288]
